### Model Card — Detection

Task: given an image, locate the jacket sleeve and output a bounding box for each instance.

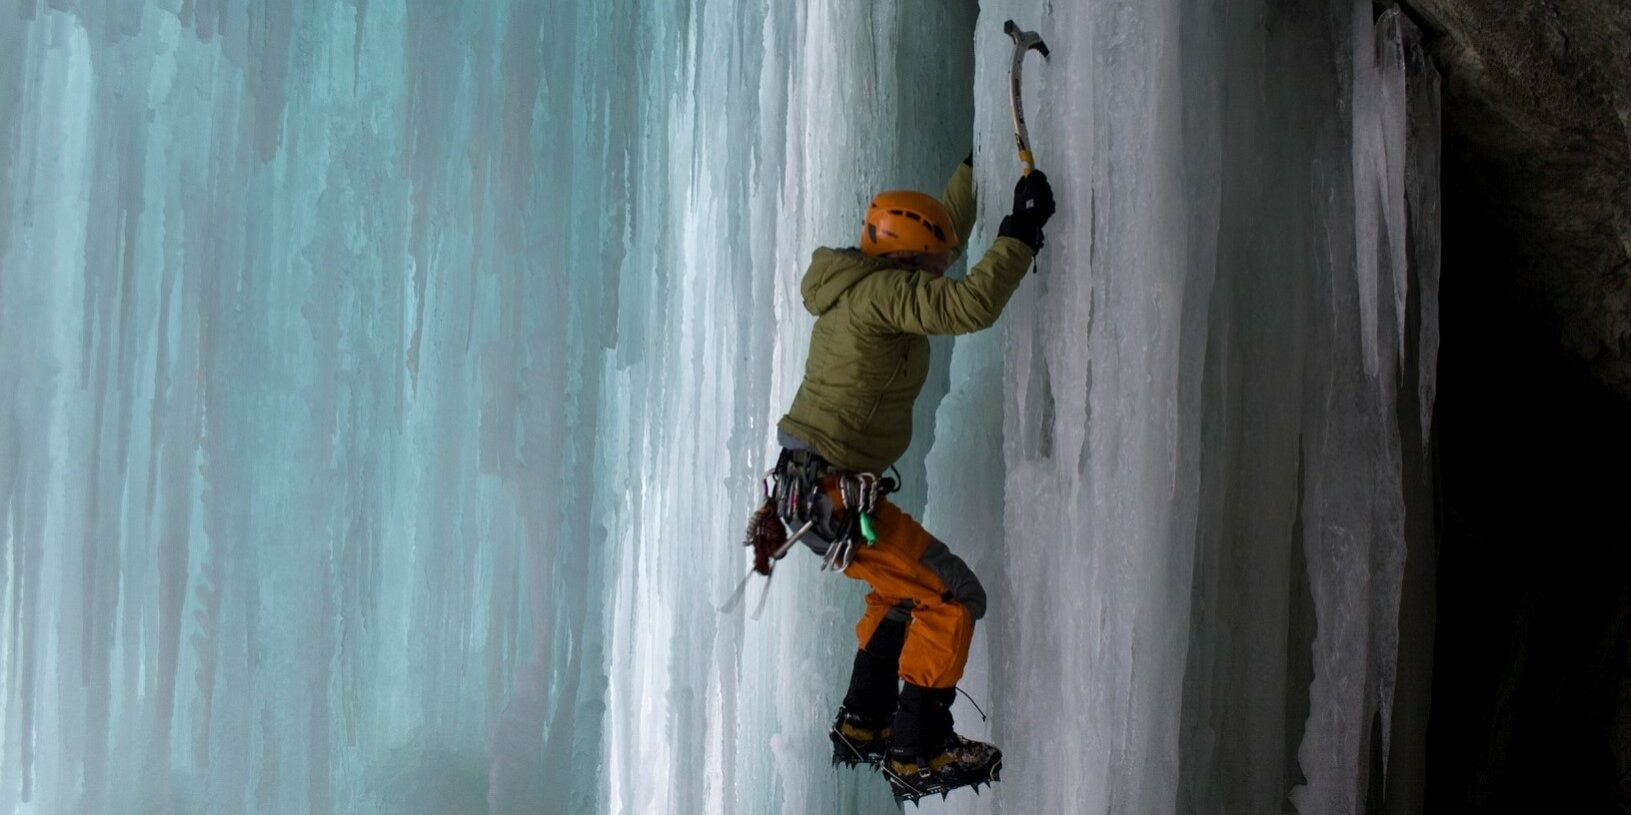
[940,162,977,253]
[852,236,1035,336]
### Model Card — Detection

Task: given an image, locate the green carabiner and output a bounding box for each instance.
[859,511,877,543]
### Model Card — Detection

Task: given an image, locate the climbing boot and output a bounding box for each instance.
[883,683,1001,803]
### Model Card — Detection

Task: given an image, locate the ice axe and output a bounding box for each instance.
[1003,19,1050,176]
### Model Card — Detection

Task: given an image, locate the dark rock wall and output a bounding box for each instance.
[1417,0,1631,810]
[1431,212,1631,810]
[1405,0,1631,395]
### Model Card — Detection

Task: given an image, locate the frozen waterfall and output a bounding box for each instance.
[0,1,1438,813]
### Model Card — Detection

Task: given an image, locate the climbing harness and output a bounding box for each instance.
[719,448,898,618]
[772,449,895,574]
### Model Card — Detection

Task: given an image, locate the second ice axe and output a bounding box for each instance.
[1003,19,1050,176]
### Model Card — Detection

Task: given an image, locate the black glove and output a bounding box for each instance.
[997,170,1055,252]
[998,214,1045,253]
[1010,170,1055,225]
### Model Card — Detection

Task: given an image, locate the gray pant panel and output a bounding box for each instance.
[920,536,987,620]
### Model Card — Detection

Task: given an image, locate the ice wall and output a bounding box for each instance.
[958,4,1440,814]
[0,2,631,812]
[0,2,1437,814]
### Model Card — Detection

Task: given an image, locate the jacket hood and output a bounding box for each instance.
[800,248,893,316]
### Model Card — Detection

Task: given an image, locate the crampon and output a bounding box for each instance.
[882,738,1003,805]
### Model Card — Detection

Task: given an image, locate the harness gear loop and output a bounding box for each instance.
[723,448,899,617]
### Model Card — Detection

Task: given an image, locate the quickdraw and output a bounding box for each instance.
[822,471,887,572]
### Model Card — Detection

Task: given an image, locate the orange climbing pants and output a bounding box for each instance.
[824,479,986,690]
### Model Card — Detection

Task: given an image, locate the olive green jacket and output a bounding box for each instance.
[778,163,1036,473]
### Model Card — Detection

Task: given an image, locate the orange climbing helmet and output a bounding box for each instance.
[859,190,959,256]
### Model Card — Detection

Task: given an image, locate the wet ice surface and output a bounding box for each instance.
[0,2,1435,813]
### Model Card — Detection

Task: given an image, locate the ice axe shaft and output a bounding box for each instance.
[1003,20,1049,176]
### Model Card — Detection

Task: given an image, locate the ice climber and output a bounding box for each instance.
[761,153,1055,803]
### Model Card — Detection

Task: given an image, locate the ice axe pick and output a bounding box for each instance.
[1003,19,1050,176]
